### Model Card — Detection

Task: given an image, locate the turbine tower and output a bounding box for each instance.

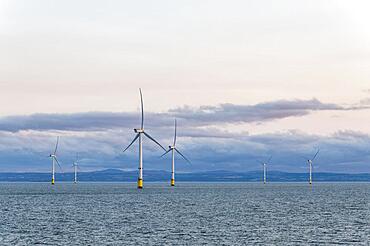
[161,119,190,186]
[257,156,272,184]
[123,89,166,189]
[303,149,320,185]
[72,153,79,184]
[49,136,62,185]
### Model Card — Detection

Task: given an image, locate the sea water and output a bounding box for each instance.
[0,182,369,245]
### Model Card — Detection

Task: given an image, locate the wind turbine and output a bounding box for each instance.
[49,136,62,185]
[303,149,320,185]
[257,156,272,184]
[123,89,166,189]
[72,153,79,184]
[161,119,190,186]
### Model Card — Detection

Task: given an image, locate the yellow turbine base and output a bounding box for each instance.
[51,178,55,185]
[171,179,175,186]
[137,179,143,189]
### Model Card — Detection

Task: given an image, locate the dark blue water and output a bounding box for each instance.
[0,182,369,245]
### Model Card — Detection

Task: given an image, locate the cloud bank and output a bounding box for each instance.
[0,98,363,132]
[0,98,369,173]
[0,129,370,173]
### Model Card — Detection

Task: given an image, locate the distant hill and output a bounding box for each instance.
[0,169,370,182]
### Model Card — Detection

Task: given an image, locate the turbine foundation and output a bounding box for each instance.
[51,178,55,185]
[137,178,143,189]
[171,179,175,186]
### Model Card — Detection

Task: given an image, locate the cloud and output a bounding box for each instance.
[0,98,369,173]
[0,111,168,132]
[1,128,370,173]
[170,98,344,125]
[0,98,364,132]
[360,98,370,105]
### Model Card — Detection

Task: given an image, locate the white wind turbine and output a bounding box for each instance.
[303,149,320,185]
[160,119,190,186]
[49,136,62,185]
[123,89,166,189]
[72,153,79,184]
[257,156,272,184]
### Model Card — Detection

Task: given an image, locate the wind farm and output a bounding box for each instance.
[1,0,370,245]
[3,90,361,187]
[14,90,362,186]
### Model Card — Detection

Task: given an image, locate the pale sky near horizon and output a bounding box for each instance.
[1,0,370,172]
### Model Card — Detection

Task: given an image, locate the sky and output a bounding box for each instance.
[1,0,370,173]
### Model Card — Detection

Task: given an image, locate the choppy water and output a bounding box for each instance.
[0,182,369,245]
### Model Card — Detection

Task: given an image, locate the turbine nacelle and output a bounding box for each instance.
[134,128,144,133]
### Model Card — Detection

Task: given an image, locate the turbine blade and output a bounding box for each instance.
[256,160,264,164]
[54,157,63,172]
[123,133,140,153]
[160,149,172,158]
[174,148,191,164]
[312,149,320,161]
[143,132,166,151]
[139,88,144,129]
[267,156,272,163]
[174,119,177,146]
[54,136,59,155]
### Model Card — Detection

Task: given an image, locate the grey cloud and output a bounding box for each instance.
[0,111,168,132]
[1,129,370,173]
[360,98,370,105]
[170,98,349,125]
[0,98,364,132]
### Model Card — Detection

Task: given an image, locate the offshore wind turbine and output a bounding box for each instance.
[72,153,79,183]
[49,136,62,185]
[123,89,166,189]
[303,149,320,185]
[257,156,272,184]
[161,119,190,186]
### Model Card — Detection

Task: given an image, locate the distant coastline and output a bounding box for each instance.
[0,169,370,182]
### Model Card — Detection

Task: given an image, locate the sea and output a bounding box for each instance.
[0,182,369,245]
